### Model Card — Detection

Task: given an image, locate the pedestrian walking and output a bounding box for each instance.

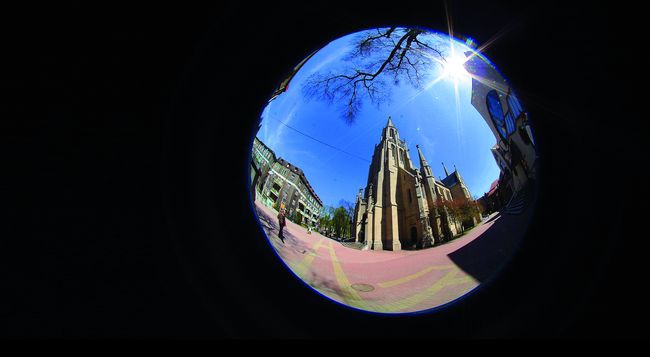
[277,205,286,243]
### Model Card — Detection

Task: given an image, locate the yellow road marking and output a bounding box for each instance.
[289,236,477,313]
[326,240,373,311]
[288,237,323,279]
[290,254,315,279]
[389,268,477,312]
[377,265,457,288]
[311,237,326,251]
[451,276,475,285]
[316,243,332,252]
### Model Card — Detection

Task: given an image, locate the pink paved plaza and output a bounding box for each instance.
[253,198,527,314]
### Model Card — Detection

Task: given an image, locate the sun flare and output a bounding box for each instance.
[441,53,469,80]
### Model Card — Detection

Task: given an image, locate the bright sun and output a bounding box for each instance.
[441,54,469,80]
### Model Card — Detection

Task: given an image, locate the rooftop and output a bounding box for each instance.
[441,171,459,188]
[276,157,323,206]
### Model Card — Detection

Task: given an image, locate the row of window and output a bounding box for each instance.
[486,89,524,140]
[275,165,321,207]
[268,176,322,215]
[253,141,274,160]
[388,143,408,166]
[434,186,452,201]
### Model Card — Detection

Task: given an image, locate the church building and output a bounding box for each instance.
[352,117,476,251]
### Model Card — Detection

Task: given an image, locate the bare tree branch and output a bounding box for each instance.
[303,27,447,124]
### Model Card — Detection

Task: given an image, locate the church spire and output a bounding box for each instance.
[382,116,398,141]
[454,164,464,184]
[416,144,428,167]
[417,145,434,178]
[442,162,449,177]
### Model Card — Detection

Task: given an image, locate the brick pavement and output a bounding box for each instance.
[253,198,531,313]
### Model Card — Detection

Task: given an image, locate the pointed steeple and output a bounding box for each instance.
[416,144,434,179]
[454,164,464,184]
[383,116,397,141]
[416,144,428,167]
[442,162,450,177]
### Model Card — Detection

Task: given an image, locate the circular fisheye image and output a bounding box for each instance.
[249,27,538,314]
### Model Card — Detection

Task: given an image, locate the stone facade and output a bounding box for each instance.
[251,137,323,227]
[352,117,476,251]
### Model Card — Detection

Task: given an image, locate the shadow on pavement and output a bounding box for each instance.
[447,208,534,283]
[255,204,313,257]
[307,271,347,298]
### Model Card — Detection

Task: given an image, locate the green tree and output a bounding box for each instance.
[317,202,356,239]
[332,206,351,239]
[290,210,302,225]
[318,205,335,236]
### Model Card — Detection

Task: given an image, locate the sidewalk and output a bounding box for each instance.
[253,199,526,313]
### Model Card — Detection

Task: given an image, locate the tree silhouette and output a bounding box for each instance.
[303,27,447,124]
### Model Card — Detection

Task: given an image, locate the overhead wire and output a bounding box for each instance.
[272,117,371,163]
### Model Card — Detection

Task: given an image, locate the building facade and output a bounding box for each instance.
[251,137,277,201]
[251,137,323,227]
[477,179,504,216]
[464,51,538,200]
[352,117,477,251]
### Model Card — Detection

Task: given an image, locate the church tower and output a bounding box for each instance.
[352,116,480,251]
[369,116,403,251]
[416,145,453,242]
[352,116,438,251]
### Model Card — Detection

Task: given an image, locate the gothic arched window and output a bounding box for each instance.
[486,90,508,139]
[502,92,519,135]
[507,92,523,120]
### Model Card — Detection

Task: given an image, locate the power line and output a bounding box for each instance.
[272,117,371,163]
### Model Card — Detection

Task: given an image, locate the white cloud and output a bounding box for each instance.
[304,45,353,76]
[264,104,299,154]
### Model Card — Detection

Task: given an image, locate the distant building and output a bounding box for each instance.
[251,137,323,227]
[464,51,538,201]
[477,179,504,215]
[352,117,478,251]
[250,137,277,201]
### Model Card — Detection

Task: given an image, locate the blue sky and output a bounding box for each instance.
[257,29,502,208]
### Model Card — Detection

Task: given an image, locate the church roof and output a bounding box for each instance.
[441,171,460,188]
